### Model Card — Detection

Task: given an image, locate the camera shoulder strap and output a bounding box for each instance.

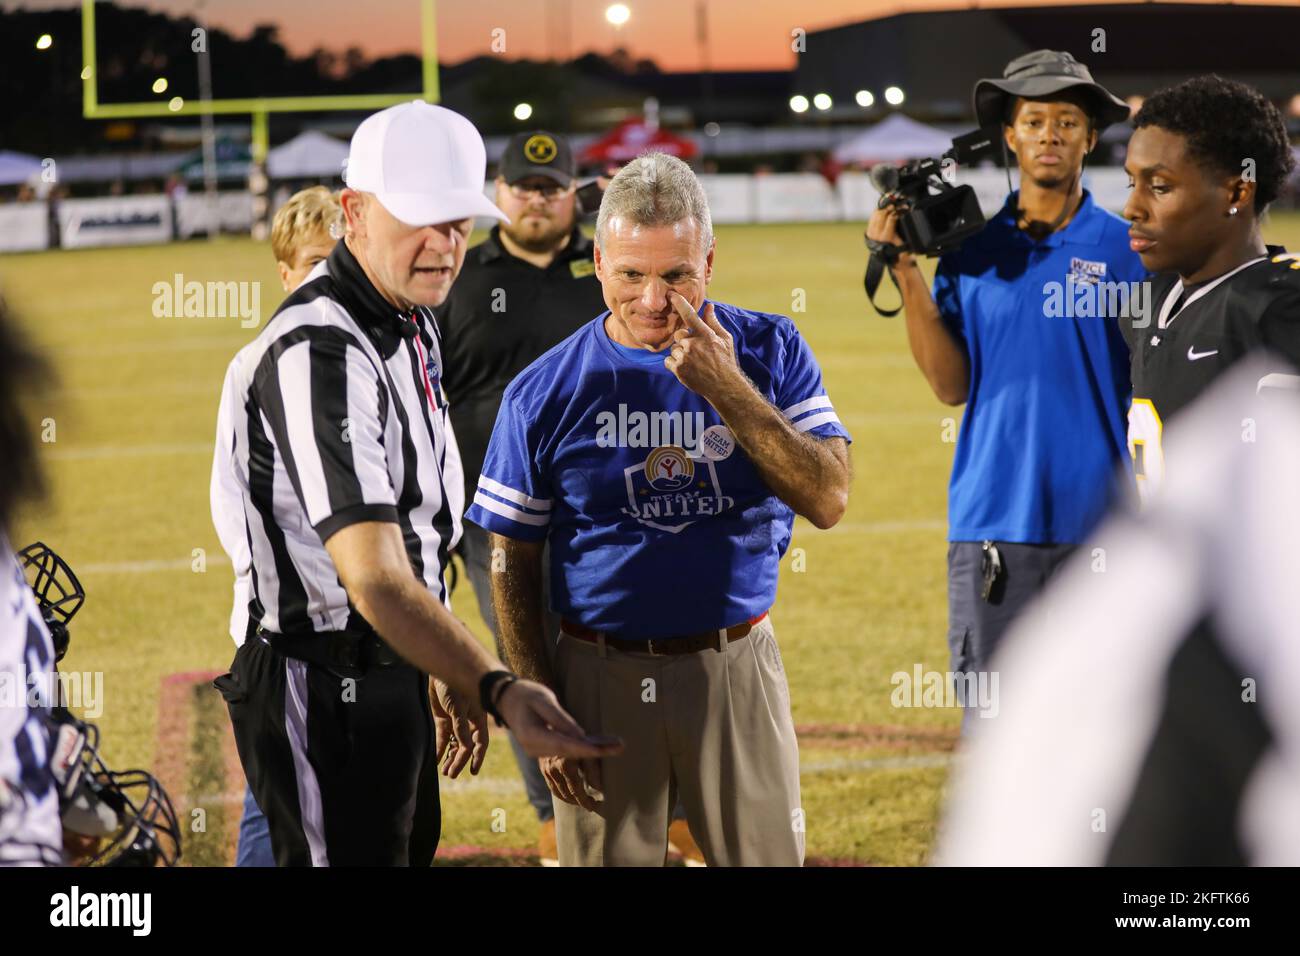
[864,237,904,317]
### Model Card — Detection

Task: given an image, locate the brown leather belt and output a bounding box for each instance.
[559,612,768,656]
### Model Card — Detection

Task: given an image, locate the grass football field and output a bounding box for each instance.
[5,214,1298,867]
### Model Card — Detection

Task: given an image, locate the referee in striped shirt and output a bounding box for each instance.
[211,101,621,867]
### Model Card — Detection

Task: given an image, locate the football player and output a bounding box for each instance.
[1121,75,1300,500]
[0,298,180,867]
[0,297,61,866]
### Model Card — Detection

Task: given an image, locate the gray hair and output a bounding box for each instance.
[595,152,713,252]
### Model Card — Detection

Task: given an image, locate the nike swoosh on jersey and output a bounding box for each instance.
[1187,347,1219,361]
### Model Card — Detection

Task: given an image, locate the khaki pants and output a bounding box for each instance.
[552,617,803,867]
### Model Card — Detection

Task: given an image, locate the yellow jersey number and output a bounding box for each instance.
[1127,398,1165,504]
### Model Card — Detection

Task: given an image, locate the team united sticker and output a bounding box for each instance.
[696,424,735,461]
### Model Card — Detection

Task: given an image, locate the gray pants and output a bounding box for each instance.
[552,618,803,867]
[947,540,1076,732]
[459,522,557,822]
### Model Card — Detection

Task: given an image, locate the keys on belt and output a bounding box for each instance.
[560,612,768,656]
[980,540,1003,603]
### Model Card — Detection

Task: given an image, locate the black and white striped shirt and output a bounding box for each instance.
[212,240,462,638]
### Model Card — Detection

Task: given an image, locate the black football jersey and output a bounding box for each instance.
[1119,248,1300,499]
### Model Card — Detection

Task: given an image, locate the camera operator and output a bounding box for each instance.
[866,51,1144,731]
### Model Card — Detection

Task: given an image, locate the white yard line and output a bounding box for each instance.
[79,555,231,574]
[52,382,221,400]
[60,337,244,357]
[43,442,213,461]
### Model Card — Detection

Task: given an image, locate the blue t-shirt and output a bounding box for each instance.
[466,300,852,637]
[933,189,1144,544]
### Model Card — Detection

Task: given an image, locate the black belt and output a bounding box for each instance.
[248,620,404,674]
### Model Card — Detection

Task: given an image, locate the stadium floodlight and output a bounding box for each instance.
[152,77,168,94]
[605,4,631,26]
[789,95,810,114]
[36,34,53,50]
[514,102,533,121]
[855,89,874,108]
[168,96,184,112]
[885,86,905,106]
[813,93,833,111]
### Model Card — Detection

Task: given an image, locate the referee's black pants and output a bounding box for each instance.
[217,635,440,866]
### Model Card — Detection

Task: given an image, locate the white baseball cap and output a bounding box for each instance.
[344,100,509,227]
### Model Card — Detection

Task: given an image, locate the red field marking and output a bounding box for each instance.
[154,669,241,866]
[154,670,223,811]
[157,671,947,866]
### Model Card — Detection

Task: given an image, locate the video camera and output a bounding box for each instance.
[864,126,1000,315]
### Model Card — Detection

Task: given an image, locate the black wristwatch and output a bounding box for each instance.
[478,670,519,728]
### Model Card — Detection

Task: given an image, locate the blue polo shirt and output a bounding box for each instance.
[465,300,851,637]
[934,189,1143,544]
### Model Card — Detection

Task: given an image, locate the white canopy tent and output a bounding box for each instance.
[833,114,954,165]
[0,150,43,186]
[265,131,349,179]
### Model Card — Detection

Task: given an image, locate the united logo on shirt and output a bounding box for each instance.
[645,446,695,491]
[622,444,734,533]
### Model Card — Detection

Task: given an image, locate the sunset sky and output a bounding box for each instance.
[8,0,1295,72]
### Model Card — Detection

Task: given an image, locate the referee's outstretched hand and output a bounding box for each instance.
[499,679,624,761]
[432,678,490,778]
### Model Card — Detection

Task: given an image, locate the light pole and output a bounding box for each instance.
[195,0,219,240]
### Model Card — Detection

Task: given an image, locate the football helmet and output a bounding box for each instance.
[18,541,84,664]
[13,541,182,866]
[48,706,182,867]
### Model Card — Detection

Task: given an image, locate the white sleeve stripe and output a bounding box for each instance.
[477,475,551,512]
[473,491,551,527]
[783,395,834,418]
[794,411,842,433]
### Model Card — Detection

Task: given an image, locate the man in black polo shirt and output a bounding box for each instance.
[436,133,699,863]
[437,130,605,511]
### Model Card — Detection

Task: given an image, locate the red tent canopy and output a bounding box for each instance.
[580,119,699,164]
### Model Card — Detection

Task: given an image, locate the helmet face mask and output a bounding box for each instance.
[49,708,182,868]
[18,541,85,664]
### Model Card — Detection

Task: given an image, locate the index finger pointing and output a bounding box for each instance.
[670,292,707,331]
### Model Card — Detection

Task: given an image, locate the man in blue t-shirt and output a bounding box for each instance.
[866,50,1144,729]
[467,153,852,866]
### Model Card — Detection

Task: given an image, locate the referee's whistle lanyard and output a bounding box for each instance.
[406,312,441,413]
